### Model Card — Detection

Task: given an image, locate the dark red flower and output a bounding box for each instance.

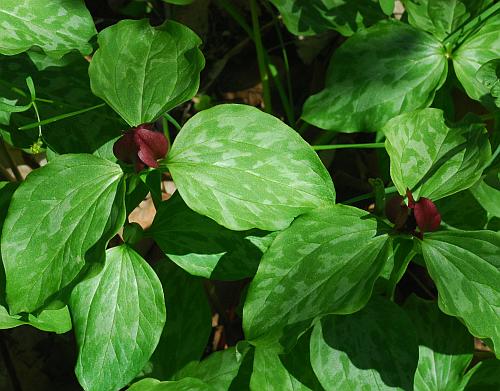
[113,124,168,171]
[406,189,441,233]
[385,195,409,229]
[413,197,441,233]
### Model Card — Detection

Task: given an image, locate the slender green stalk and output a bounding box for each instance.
[0,140,23,182]
[313,142,385,151]
[215,0,254,39]
[249,0,273,113]
[267,62,294,124]
[343,186,397,205]
[444,2,500,48]
[164,113,181,131]
[18,103,106,130]
[479,112,499,121]
[161,117,171,146]
[32,101,42,137]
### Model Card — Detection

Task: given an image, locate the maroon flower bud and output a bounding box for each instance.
[413,197,441,233]
[385,195,409,229]
[113,124,168,172]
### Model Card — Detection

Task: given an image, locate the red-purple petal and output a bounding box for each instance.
[113,131,137,163]
[414,197,441,232]
[134,126,168,168]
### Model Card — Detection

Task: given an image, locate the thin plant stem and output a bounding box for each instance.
[343,185,397,205]
[215,0,254,39]
[249,0,273,113]
[32,101,42,138]
[479,112,498,121]
[313,142,385,151]
[161,117,171,146]
[164,113,181,131]
[444,2,500,48]
[0,140,23,182]
[18,103,106,130]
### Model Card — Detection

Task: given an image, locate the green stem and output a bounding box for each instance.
[343,185,397,205]
[249,0,272,113]
[215,0,254,39]
[444,2,500,48]
[164,113,181,131]
[479,112,499,121]
[313,142,385,151]
[18,103,106,130]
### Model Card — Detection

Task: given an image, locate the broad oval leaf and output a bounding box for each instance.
[420,230,500,357]
[149,261,211,379]
[166,104,335,231]
[404,295,474,391]
[175,345,251,391]
[148,192,270,279]
[250,331,322,391]
[403,0,493,41]
[89,19,204,126]
[1,154,125,314]
[70,245,166,391]
[453,14,500,101]
[268,0,384,37]
[0,0,96,57]
[384,108,491,201]
[310,297,418,391]
[302,20,447,132]
[243,204,391,340]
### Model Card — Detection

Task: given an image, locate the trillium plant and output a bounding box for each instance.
[0,0,499,390]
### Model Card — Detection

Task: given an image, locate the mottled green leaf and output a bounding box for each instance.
[250,330,322,391]
[453,14,500,101]
[403,0,492,41]
[1,154,125,313]
[471,171,500,217]
[243,204,391,340]
[167,104,334,231]
[149,261,211,379]
[175,345,249,391]
[465,359,500,390]
[404,295,474,391]
[420,230,500,357]
[70,245,166,391]
[477,59,500,107]
[148,192,268,279]
[0,0,96,57]
[89,19,204,126]
[310,296,418,390]
[268,0,384,37]
[384,108,491,200]
[302,20,447,132]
